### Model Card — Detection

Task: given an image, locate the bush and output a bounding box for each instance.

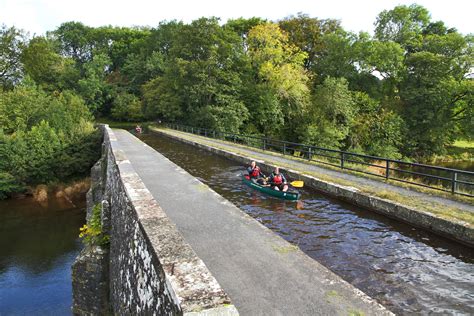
[110,91,144,121]
[79,203,109,247]
[0,82,100,198]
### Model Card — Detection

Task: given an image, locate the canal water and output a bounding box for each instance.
[140,132,474,315]
[0,195,85,315]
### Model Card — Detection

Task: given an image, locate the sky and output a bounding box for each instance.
[0,0,473,36]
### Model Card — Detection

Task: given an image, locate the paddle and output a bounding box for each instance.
[290,180,304,188]
[261,175,304,188]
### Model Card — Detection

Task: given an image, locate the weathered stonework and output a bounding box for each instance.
[72,125,237,315]
[72,245,110,315]
[152,128,474,247]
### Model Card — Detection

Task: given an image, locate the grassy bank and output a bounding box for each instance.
[429,140,474,163]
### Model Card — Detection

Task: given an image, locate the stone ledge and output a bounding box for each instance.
[104,125,238,315]
[152,128,474,247]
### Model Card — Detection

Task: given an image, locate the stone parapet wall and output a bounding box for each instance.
[73,125,237,315]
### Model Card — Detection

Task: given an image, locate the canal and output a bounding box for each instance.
[140,132,474,315]
[0,195,85,315]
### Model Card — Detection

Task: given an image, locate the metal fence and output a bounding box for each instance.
[166,123,474,197]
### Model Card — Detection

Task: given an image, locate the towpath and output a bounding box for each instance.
[154,128,474,218]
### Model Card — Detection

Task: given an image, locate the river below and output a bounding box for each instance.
[140,132,474,315]
[0,195,85,315]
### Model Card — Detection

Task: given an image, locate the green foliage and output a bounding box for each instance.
[247,22,310,138]
[0,82,100,198]
[303,77,356,149]
[279,13,341,70]
[142,18,249,133]
[77,53,113,114]
[2,4,472,167]
[79,203,109,247]
[375,4,430,50]
[349,92,403,158]
[111,91,144,121]
[0,24,26,89]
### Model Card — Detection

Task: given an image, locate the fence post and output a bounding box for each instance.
[263,138,266,151]
[308,147,312,161]
[204,130,207,137]
[385,160,390,179]
[283,143,286,155]
[233,135,236,143]
[451,171,457,194]
[341,152,344,169]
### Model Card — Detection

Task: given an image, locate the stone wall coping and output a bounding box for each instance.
[103,125,238,314]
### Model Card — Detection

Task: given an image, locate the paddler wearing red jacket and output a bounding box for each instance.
[247,161,267,184]
[269,167,288,192]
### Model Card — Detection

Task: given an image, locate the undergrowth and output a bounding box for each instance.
[79,203,109,247]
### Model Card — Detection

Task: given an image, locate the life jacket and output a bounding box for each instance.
[250,166,260,178]
[272,174,283,185]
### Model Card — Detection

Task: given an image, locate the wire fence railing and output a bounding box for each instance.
[165,123,474,197]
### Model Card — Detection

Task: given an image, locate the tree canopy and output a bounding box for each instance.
[1,4,472,185]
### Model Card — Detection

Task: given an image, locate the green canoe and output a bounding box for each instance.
[242,174,301,201]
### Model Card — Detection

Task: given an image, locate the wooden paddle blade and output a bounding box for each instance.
[290,180,304,188]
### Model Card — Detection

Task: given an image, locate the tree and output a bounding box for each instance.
[279,13,341,70]
[122,51,164,94]
[302,77,357,149]
[142,18,249,132]
[374,4,430,52]
[51,21,93,65]
[349,92,403,158]
[398,24,473,156]
[0,82,99,198]
[21,36,80,91]
[0,25,26,89]
[111,91,144,121]
[77,53,113,114]
[247,22,310,138]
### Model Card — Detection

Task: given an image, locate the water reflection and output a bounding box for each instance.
[140,132,474,315]
[0,196,85,315]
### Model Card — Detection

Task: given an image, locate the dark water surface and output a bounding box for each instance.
[140,133,474,315]
[0,195,85,315]
[439,160,474,172]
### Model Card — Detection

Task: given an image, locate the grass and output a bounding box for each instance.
[453,140,474,149]
[348,309,365,316]
[152,126,474,226]
[272,244,298,254]
[430,139,474,163]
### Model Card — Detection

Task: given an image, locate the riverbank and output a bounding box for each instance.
[9,178,90,206]
[151,127,474,247]
[428,140,474,165]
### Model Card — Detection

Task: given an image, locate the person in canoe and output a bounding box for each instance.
[135,125,142,134]
[247,161,267,185]
[269,167,288,192]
